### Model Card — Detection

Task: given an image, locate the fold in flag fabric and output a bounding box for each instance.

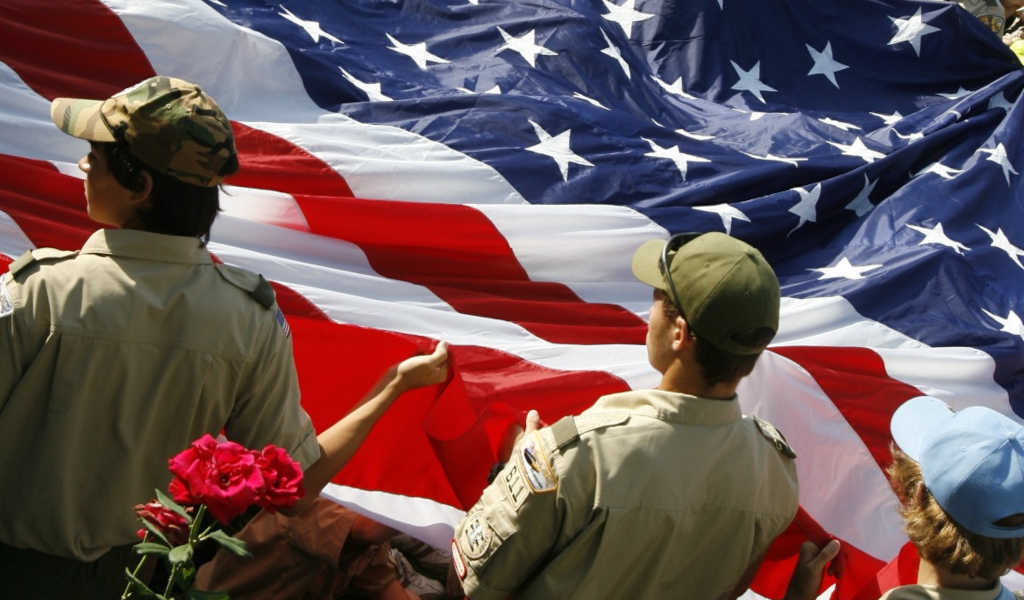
[1,0,1023,597]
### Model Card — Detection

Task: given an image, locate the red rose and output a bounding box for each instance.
[167,434,265,524]
[167,434,218,505]
[201,440,264,523]
[134,501,189,546]
[254,445,304,511]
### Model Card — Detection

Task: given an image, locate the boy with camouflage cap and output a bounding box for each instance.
[0,76,449,598]
[450,231,799,599]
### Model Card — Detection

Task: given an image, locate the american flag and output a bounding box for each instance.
[2,0,1022,597]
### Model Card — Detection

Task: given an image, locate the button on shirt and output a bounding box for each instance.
[453,389,800,599]
[0,229,319,560]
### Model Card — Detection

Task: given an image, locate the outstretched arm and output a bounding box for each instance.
[294,342,450,512]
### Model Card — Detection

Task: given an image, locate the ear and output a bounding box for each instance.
[670,315,693,352]
[129,170,154,209]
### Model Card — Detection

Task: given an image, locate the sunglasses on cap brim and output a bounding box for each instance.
[659,231,702,316]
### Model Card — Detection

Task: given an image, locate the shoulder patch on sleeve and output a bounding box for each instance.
[214,264,275,309]
[0,274,13,318]
[457,512,497,560]
[518,432,558,493]
[573,411,630,436]
[753,416,797,459]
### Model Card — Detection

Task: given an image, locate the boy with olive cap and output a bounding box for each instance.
[450,231,799,599]
[0,76,449,597]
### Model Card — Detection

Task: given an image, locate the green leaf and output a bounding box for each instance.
[133,542,170,556]
[168,543,194,566]
[188,590,231,600]
[139,518,170,546]
[204,530,251,558]
[155,488,193,524]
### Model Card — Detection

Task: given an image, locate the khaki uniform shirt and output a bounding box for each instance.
[879,583,1014,600]
[0,229,320,560]
[452,389,799,599]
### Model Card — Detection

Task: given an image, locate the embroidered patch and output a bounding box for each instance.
[458,513,494,560]
[275,308,291,338]
[518,432,557,493]
[451,539,467,579]
[501,460,529,511]
[0,275,13,319]
[754,416,797,459]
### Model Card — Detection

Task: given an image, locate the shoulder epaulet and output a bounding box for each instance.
[8,249,77,278]
[753,416,797,459]
[213,263,275,309]
[550,412,630,450]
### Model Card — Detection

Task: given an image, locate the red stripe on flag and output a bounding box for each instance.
[0,154,93,251]
[294,193,648,345]
[773,346,921,470]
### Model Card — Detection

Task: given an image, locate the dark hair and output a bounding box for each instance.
[99,142,227,244]
[660,292,762,386]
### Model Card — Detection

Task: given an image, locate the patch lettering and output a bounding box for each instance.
[459,513,494,560]
[451,539,467,579]
[501,461,529,510]
[518,432,557,493]
[0,275,13,318]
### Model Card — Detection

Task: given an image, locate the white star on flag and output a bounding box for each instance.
[643,138,710,181]
[938,87,973,100]
[676,129,715,141]
[652,75,696,99]
[845,174,877,217]
[981,309,1024,341]
[339,67,391,102]
[788,184,822,234]
[827,137,885,163]
[806,42,848,88]
[601,0,655,38]
[730,60,776,104]
[870,111,904,126]
[600,28,631,78]
[888,8,940,56]
[693,204,750,234]
[811,257,883,280]
[977,143,1018,185]
[279,6,344,45]
[386,33,450,70]
[525,120,594,182]
[496,27,558,68]
[906,222,970,255]
[819,117,860,131]
[573,92,610,110]
[913,162,964,180]
[977,225,1024,271]
[988,92,1014,113]
[741,151,808,167]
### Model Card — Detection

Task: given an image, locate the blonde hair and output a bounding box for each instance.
[887,445,1024,579]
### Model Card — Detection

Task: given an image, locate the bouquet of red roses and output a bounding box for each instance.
[123,434,304,599]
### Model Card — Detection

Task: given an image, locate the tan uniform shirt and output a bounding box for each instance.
[953,0,1006,34]
[879,583,1013,600]
[0,229,319,560]
[452,389,799,599]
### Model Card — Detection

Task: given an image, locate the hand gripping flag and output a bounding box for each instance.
[1,0,1023,597]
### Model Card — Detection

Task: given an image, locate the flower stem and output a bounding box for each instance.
[120,534,149,600]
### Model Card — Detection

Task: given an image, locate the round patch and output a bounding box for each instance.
[459,513,494,560]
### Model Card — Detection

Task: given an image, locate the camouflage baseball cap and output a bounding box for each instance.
[632,232,780,355]
[50,76,237,187]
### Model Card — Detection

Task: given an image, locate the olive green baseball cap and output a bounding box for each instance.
[49,76,237,187]
[632,232,780,355]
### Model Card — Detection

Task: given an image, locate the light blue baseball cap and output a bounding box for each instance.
[891,396,1024,539]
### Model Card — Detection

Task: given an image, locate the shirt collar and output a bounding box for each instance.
[590,389,741,426]
[80,229,212,265]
